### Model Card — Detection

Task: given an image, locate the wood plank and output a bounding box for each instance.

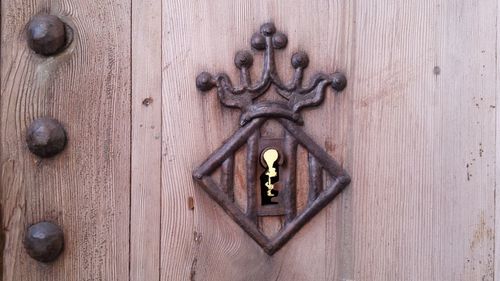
[130,0,162,279]
[346,1,496,280]
[0,5,4,280]
[161,0,497,280]
[495,0,500,278]
[0,1,131,280]
[161,1,349,280]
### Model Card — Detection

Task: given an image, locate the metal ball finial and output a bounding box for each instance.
[272,33,288,49]
[251,33,266,50]
[331,72,347,91]
[260,23,276,36]
[196,72,215,91]
[234,51,254,69]
[291,52,309,69]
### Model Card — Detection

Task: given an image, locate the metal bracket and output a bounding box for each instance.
[193,22,350,255]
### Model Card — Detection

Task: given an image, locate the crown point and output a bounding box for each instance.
[234,51,254,69]
[291,51,309,68]
[260,23,276,36]
[331,72,347,91]
[272,32,288,49]
[196,72,215,91]
[251,33,266,50]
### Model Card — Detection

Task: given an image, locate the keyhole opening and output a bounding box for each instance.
[260,148,280,205]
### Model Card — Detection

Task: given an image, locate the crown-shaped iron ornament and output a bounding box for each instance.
[196,22,347,126]
[193,22,350,255]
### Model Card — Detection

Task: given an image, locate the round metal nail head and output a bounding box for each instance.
[27,15,68,56]
[26,117,67,158]
[24,222,64,263]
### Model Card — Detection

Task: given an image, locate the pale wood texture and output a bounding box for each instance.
[1,0,498,280]
[161,1,497,281]
[130,0,162,280]
[496,0,500,278]
[0,1,131,280]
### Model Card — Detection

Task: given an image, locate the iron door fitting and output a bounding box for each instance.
[24,221,64,263]
[27,14,73,56]
[193,22,351,255]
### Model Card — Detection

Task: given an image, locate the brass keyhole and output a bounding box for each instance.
[260,148,280,205]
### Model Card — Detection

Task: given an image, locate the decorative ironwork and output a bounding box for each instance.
[193,22,350,255]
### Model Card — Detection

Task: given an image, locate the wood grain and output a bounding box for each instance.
[0,0,497,280]
[161,0,497,280]
[0,1,131,280]
[130,0,162,280]
[496,0,500,278]
[347,1,496,280]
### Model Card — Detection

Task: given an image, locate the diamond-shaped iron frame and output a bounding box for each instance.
[193,22,351,255]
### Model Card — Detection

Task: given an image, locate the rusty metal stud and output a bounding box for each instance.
[331,72,347,91]
[26,117,67,158]
[24,222,64,263]
[27,15,69,56]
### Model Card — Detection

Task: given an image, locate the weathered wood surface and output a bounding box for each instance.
[0,0,131,280]
[161,0,497,281]
[130,0,162,280]
[1,0,498,280]
[496,2,500,278]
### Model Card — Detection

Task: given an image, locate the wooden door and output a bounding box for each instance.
[1,1,498,281]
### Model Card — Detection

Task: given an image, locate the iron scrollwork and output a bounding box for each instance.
[193,22,350,255]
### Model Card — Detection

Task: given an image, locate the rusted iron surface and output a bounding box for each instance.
[24,222,64,263]
[26,117,67,158]
[246,131,259,223]
[195,22,347,127]
[307,154,323,205]
[283,132,298,223]
[193,22,350,255]
[27,15,73,56]
[220,156,235,201]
